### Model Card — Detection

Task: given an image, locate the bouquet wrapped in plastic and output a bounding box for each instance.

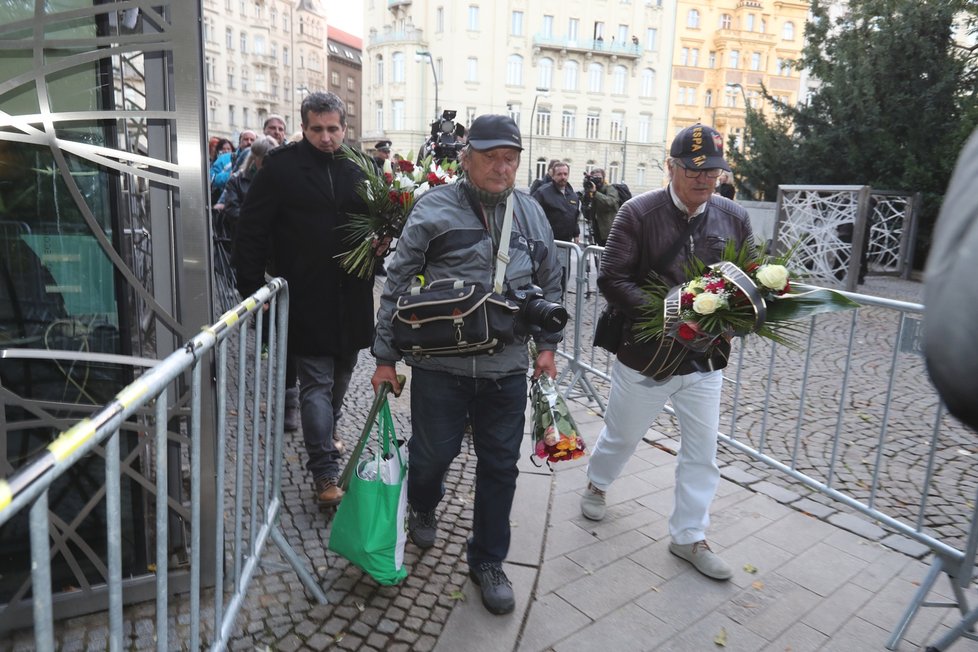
[530,375,586,465]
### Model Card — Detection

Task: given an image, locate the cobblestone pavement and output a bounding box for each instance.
[4,273,973,651]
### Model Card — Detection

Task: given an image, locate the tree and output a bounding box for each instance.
[730,0,978,260]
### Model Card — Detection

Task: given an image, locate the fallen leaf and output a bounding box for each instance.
[355,601,365,612]
[449,590,466,601]
[334,632,345,643]
[752,580,765,590]
[714,627,728,646]
[743,563,758,574]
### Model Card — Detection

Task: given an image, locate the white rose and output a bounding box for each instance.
[756,264,789,291]
[692,292,722,315]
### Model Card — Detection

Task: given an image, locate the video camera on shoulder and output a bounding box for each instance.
[420,109,465,162]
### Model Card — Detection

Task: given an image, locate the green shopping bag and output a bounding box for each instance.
[328,398,408,586]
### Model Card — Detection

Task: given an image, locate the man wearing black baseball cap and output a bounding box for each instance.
[582,123,754,582]
[371,114,564,615]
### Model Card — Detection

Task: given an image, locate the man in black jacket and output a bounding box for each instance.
[531,161,580,243]
[232,91,375,508]
[581,124,753,582]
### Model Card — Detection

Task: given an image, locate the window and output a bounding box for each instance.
[783,21,795,40]
[271,7,278,28]
[729,50,740,68]
[376,55,383,85]
[209,99,218,124]
[511,10,524,36]
[708,51,716,68]
[436,58,444,82]
[645,28,657,51]
[593,21,604,40]
[205,56,216,83]
[226,27,233,49]
[687,9,699,28]
[376,102,383,130]
[255,71,266,93]
[563,60,579,91]
[690,48,699,67]
[746,14,755,32]
[640,68,655,97]
[241,68,248,91]
[719,13,732,29]
[569,18,579,43]
[468,5,479,31]
[436,7,444,33]
[587,62,603,93]
[392,51,405,83]
[704,89,713,107]
[202,17,214,42]
[535,159,548,182]
[240,32,247,53]
[751,52,761,71]
[586,112,600,139]
[466,57,478,82]
[227,67,235,89]
[680,47,688,66]
[760,19,767,33]
[283,47,289,65]
[636,165,646,187]
[392,100,405,130]
[467,107,477,125]
[348,126,355,140]
[508,103,521,126]
[243,107,249,126]
[609,111,623,140]
[612,65,627,94]
[331,71,340,86]
[537,57,553,90]
[617,24,628,43]
[776,58,791,75]
[506,54,523,86]
[535,108,550,136]
[725,87,737,107]
[283,13,289,32]
[561,110,576,138]
[542,15,554,39]
[228,104,235,126]
[638,114,650,142]
[347,101,356,116]
[254,35,265,56]
[608,162,620,184]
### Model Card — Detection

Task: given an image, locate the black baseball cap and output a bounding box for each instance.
[466,115,523,151]
[670,124,730,172]
[375,140,392,152]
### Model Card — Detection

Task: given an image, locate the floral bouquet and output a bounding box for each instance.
[336,147,459,278]
[530,374,586,466]
[634,241,859,352]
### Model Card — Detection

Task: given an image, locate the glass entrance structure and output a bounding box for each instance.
[0,1,215,628]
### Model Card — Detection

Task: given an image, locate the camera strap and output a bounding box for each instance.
[493,194,515,294]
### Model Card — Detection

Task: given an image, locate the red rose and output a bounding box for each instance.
[397,160,415,173]
[384,172,394,184]
[678,323,698,340]
[427,172,441,185]
[388,190,401,204]
[706,280,725,293]
[681,292,694,307]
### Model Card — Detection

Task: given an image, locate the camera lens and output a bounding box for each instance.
[523,298,568,332]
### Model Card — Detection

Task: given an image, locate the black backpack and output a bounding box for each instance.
[612,182,632,203]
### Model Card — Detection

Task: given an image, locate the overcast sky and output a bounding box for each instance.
[324,0,364,38]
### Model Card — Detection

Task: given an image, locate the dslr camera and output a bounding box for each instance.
[421,109,465,162]
[582,172,603,192]
[506,284,568,335]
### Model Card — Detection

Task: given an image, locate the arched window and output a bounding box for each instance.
[506,54,523,85]
[783,21,795,40]
[563,60,579,91]
[537,57,554,90]
[640,68,655,98]
[588,62,603,93]
[612,65,627,94]
[375,55,384,85]
[392,51,405,83]
[687,9,700,28]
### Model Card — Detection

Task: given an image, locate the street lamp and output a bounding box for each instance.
[415,50,438,122]
[527,88,549,186]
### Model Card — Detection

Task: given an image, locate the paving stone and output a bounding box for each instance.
[752,479,803,503]
[720,464,763,485]
[792,496,836,519]
[880,533,932,558]
[828,512,887,540]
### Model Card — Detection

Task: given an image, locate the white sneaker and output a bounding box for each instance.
[668,540,732,580]
[580,482,607,521]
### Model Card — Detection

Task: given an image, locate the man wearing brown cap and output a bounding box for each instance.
[581,124,754,581]
[371,114,564,615]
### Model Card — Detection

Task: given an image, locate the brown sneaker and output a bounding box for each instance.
[314,477,344,508]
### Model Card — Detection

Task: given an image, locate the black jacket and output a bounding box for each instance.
[532,181,581,241]
[232,140,375,357]
[598,187,754,377]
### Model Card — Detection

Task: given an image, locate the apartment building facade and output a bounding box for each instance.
[326,26,364,146]
[364,0,675,192]
[667,0,809,151]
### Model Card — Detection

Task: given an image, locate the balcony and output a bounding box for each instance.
[367,28,424,46]
[714,28,776,46]
[533,35,642,60]
[251,53,277,68]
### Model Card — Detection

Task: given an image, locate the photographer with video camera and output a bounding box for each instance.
[371,114,564,616]
[580,168,620,247]
[419,109,466,163]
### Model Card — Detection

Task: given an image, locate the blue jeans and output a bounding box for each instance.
[408,368,527,568]
[295,354,357,482]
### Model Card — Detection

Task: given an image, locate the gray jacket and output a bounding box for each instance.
[373,182,564,379]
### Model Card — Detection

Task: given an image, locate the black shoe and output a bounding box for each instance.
[408,508,437,549]
[469,562,515,615]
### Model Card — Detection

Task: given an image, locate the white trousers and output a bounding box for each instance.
[587,361,723,545]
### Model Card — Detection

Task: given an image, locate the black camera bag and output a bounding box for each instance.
[392,280,519,357]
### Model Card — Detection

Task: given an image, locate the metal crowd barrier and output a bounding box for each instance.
[554,242,978,652]
[0,278,326,651]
